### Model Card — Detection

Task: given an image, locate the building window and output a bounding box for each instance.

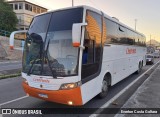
[25,3,32,11]
[25,28,29,30]
[18,16,22,23]
[37,7,40,13]
[29,5,32,11]
[10,4,13,9]
[15,3,18,10]
[25,3,29,10]
[33,6,36,13]
[19,3,23,9]
[41,9,47,13]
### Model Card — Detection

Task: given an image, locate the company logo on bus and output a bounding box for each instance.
[33,78,50,83]
[126,48,136,54]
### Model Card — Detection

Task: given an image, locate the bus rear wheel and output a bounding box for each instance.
[98,78,109,98]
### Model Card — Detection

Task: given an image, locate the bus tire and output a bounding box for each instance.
[136,62,142,74]
[98,76,109,98]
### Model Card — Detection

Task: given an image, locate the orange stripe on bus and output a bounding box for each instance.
[22,82,83,106]
[73,43,80,47]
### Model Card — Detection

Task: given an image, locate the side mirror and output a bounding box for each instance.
[72,23,87,47]
[10,30,27,49]
[30,33,43,44]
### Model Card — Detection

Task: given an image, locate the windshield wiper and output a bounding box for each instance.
[43,38,57,78]
[26,33,44,76]
[27,54,40,76]
[26,33,57,78]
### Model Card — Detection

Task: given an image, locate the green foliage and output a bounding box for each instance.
[0,69,21,79]
[0,0,18,32]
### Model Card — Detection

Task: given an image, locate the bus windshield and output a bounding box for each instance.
[22,8,83,77]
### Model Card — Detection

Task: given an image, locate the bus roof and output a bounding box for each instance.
[34,5,145,38]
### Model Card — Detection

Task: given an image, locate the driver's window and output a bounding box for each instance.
[82,39,94,65]
[81,10,102,79]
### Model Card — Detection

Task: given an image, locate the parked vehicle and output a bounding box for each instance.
[146,54,154,65]
[153,50,160,58]
[153,52,160,58]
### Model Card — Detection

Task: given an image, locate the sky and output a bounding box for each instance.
[9,0,160,42]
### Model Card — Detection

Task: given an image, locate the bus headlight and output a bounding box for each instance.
[59,81,81,90]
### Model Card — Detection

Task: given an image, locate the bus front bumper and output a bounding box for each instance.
[22,82,83,106]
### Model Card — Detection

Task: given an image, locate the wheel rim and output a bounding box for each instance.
[102,80,108,92]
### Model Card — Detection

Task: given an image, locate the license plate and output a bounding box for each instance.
[38,94,48,98]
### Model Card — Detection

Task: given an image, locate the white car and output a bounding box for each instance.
[153,52,160,58]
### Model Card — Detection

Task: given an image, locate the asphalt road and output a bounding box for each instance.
[0,61,22,72]
[0,58,159,117]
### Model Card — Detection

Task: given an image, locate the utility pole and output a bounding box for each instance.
[135,19,137,31]
[150,35,151,46]
[72,0,74,7]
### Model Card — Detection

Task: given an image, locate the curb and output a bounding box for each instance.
[89,60,160,117]
[0,60,21,64]
[0,73,21,80]
[0,68,21,80]
[114,64,160,117]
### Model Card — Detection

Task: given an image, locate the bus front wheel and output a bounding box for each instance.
[98,77,109,98]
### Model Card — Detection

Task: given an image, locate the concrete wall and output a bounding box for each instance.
[0,36,7,59]
[0,36,22,60]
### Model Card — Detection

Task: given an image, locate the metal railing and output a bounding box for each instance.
[0,29,11,37]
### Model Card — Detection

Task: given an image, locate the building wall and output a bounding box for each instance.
[8,0,47,30]
[0,35,23,60]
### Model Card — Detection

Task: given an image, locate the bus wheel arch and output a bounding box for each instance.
[98,72,111,98]
[136,61,142,74]
[139,61,143,69]
[105,72,112,87]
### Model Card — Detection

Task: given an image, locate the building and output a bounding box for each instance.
[7,0,48,30]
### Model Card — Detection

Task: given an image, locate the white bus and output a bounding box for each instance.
[19,6,146,106]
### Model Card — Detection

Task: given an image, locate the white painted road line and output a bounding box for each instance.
[89,60,160,117]
[0,96,28,107]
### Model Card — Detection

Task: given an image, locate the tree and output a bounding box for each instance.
[0,0,18,32]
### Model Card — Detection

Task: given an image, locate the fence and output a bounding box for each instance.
[0,29,11,37]
[0,29,26,40]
